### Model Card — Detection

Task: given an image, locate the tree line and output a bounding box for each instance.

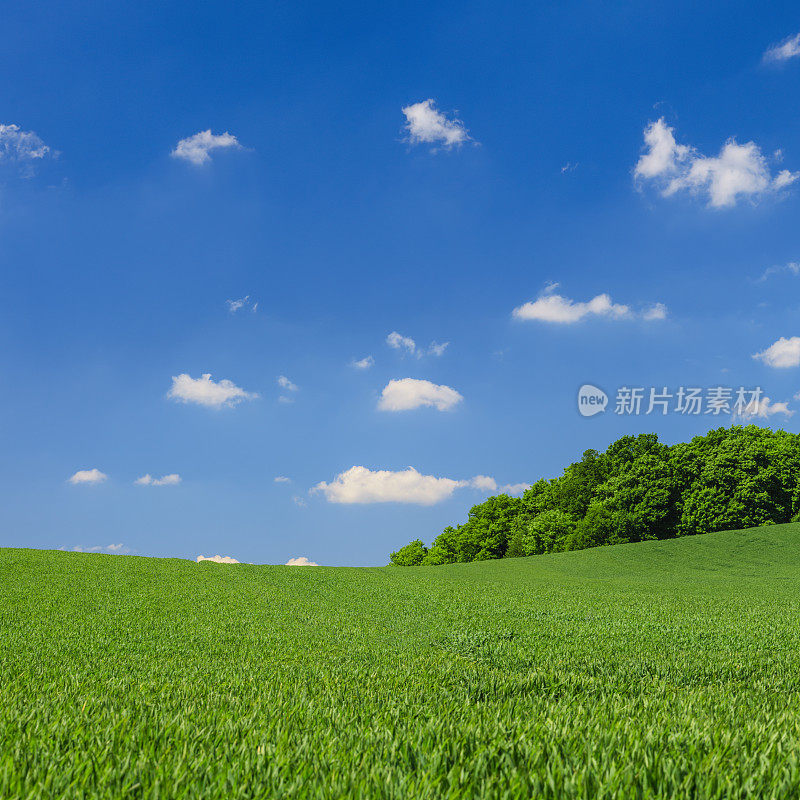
[389,425,800,565]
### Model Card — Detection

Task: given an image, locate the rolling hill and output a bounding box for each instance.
[3,524,800,798]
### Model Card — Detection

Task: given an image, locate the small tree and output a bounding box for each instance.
[389,539,428,566]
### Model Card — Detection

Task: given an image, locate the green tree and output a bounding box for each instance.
[389,539,428,566]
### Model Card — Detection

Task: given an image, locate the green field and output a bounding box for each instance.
[3,526,800,799]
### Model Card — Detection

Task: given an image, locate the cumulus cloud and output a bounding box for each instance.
[513,292,630,323]
[0,123,51,172]
[469,475,529,495]
[70,543,129,554]
[513,285,667,324]
[402,99,471,148]
[171,130,242,165]
[763,32,800,64]
[753,337,800,368]
[168,373,258,408]
[642,302,668,321]
[386,332,449,358]
[378,378,463,411]
[274,475,291,483]
[737,395,793,419]
[313,466,466,505]
[351,356,375,370]
[387,331,417,355]
[135,473,181,486]
[196,554,240,564]
[313,466,525,505]
[634,118,798,208]
[68,468,107,485]
[286,556,319,566]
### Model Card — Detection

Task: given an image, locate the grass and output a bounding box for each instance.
[3,524,800,799]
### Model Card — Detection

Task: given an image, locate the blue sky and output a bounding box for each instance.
[2,0,800,565]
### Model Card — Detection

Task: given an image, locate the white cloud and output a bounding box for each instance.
[68,468,107,485]
[513,289,666,324]
[135,473,181,486]
[470,475,498,492]
[468,476,529,495]
[737,395,793,419]
[350,355,375,370]
[227,295,256,313]
[763,32,800,64]
[277,375,298,392]
[168,373,258,408]
[292,495,307,507]
[753,337,800,368]
[286,556,319,566]
[378,378,463,411]
[196,554,240,564]
[386,332,449,358]
[513,292,630,323]
[635,118,691,180]
[635,118,798,208]
[171,130,242,165]
[642,302,668,321]
[561,162,578,174]
[0,123,51,169]
[500,482,530,496]
[758,261,800,282]
[313,466,526,505]
[274,475,291,483]
[402,99,471,148]
[313,466,466,505]
[387,331,417,355]
[71,543,129,554]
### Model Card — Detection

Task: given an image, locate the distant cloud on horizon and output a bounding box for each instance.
[285,556,319,566]
[196,554,240,564]
[312,466,525,505]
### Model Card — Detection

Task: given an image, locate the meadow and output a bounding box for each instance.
[3,524,800,799]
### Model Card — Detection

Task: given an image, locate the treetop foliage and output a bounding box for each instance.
[389,426,800,566]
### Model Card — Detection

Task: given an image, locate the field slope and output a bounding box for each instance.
[3,525,800,799]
